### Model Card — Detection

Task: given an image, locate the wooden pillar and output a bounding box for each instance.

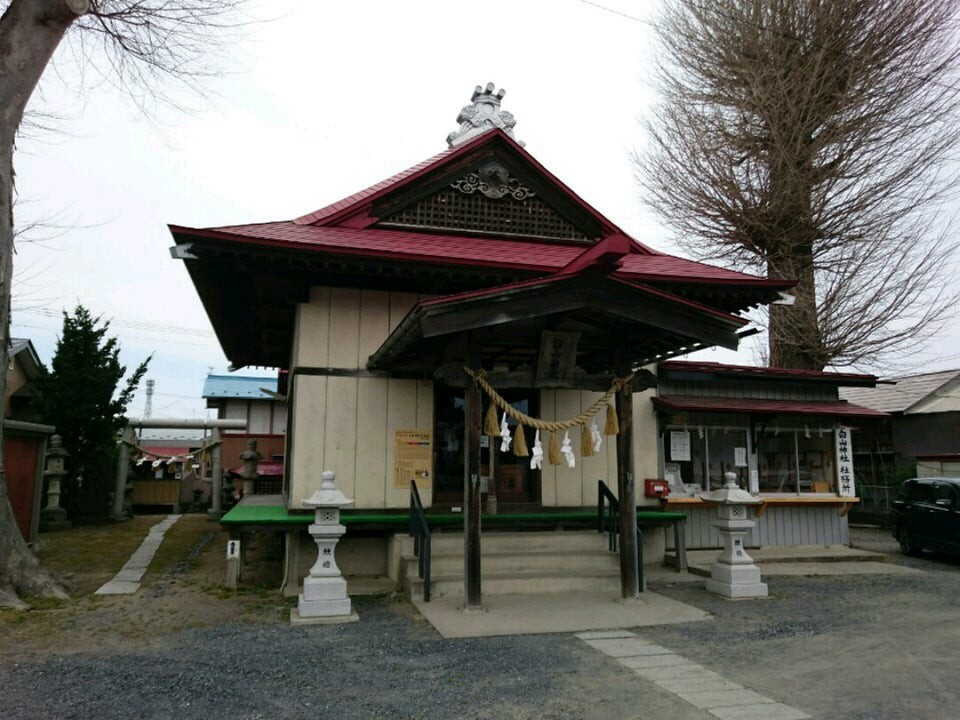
[464,375,483,609]
[615,381,639,598]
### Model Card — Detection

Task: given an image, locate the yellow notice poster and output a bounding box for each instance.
[393,430,433,489]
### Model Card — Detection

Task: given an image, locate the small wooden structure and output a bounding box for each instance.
[5,420,55,544]
[653,361,886,549]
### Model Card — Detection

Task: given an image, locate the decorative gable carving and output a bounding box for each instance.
[376,162,590,242]
[451,162,535,200]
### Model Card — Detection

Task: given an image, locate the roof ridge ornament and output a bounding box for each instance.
[446,82,523,148]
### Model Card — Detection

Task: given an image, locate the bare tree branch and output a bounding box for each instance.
[0,0,251,607]
[639,0,960,371]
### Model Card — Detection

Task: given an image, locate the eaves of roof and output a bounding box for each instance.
[653,395,887,419]
[659,360,878,386]
[170,222,792,290]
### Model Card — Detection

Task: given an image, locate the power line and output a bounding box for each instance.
[11,306,214,338]
[579,0,653,26]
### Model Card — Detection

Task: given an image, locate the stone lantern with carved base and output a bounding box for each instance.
[291,471,359,624]
[700,471,768,599]
[40,435,71,532]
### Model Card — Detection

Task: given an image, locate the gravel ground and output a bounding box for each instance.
[3,526,960,719]
[0,598,706,720]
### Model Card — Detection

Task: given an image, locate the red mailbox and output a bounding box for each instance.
[644,478,671,498]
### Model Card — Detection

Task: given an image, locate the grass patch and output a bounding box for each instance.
[34,516,161,596]
[146,515,216,578]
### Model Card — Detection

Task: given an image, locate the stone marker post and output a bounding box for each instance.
[292,471,359,624]
[700,471,768,598]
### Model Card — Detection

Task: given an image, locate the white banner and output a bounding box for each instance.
[835,426,856,498]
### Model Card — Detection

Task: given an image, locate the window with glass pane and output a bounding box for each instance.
[758,430,797,493]
[707,428,749,489]
[664,428,707,490]
[797,432,834,493]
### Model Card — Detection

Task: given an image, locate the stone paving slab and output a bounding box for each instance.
[581,638,672,657]
[574,630,637,640]
[657,677,744,694]
[709,702,811,719]
[620,653,694,669]
[93,581,141,595]
[679,688,775,709]
[632,664,719,681]
[580,630,811,719]
[113,569,146,583]
[94,515,181,596]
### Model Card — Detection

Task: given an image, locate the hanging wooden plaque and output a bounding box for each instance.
[535,331,580,388]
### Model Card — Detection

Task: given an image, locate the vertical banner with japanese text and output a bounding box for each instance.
[835,426,855,498]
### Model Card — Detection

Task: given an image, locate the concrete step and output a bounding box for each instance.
[407,567,622,600]
[403,548,620,576]
[419,530,610,554]
[400,530,625,600]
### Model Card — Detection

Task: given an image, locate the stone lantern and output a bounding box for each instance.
[292,471,359,624]
[699,471,768,598]
[238,439,261,498]
[40,435,71,532]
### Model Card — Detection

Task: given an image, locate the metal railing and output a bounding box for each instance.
[597,480,644,589]
[408,480,432,602]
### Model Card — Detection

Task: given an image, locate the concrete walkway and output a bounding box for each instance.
[412,587,710,639]
[681,543,923,578]
[94,515,181,595]
[578,629,811,719]
[410,543,920,639]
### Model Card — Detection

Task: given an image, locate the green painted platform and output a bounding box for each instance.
[219,503,685,529]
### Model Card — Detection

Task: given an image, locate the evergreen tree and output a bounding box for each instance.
[35,305,150,519]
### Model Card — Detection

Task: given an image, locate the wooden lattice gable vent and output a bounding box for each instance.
[373,160,591,242]
[371,147,606,243]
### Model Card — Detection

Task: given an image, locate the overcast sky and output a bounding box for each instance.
[10,0,960,423]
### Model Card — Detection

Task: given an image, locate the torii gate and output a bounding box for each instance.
[114,417,248,520]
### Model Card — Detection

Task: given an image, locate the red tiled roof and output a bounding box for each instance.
[618,255,781,285]
[294,148,457,225]
[659,360,878,384]
[652,395,887,418]
[172,128,793,291]
[172,222,788,287]
[291,130,633,242]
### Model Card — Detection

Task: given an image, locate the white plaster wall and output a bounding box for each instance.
[287,287,432,508]
[539,389,618,507]
[633,385,661,507]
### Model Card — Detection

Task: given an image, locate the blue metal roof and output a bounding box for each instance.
[202,374,278,400]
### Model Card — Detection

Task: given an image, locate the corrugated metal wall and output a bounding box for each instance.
[666,505,849,549]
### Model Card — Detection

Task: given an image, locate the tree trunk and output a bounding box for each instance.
[768,242,822,370]
[0,0,88,608]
